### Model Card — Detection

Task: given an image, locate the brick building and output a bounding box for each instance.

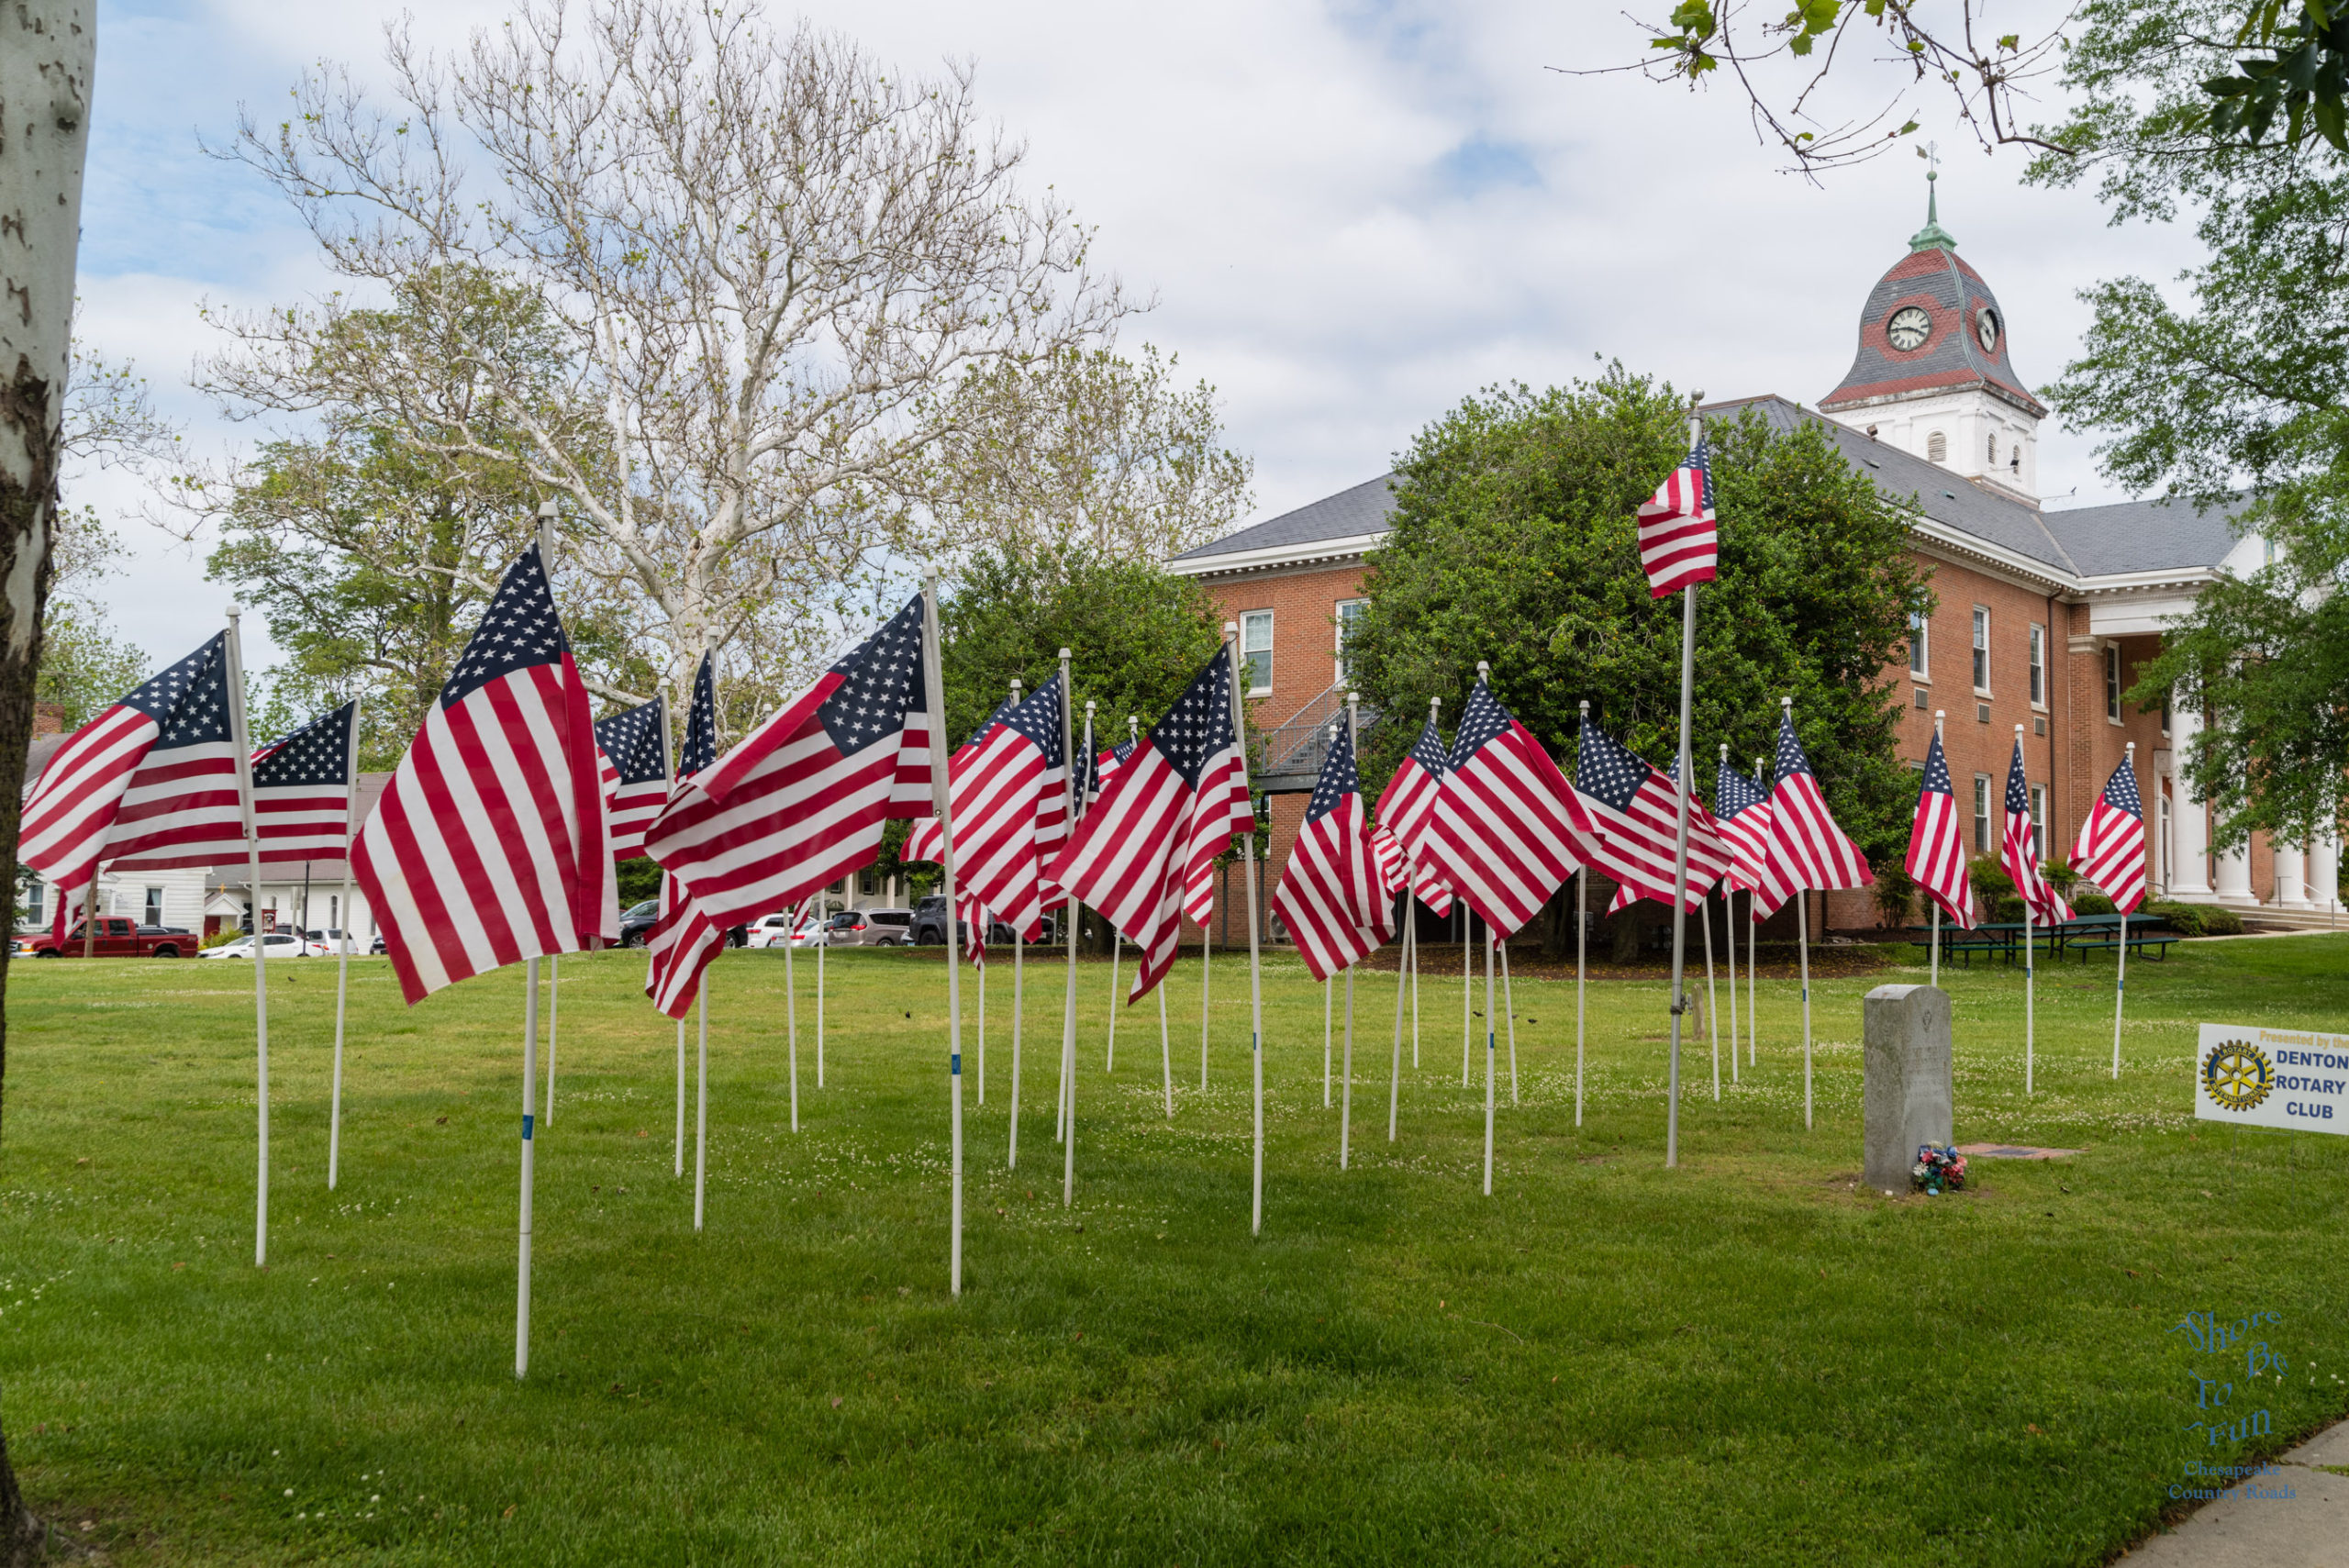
[1167,185,2344,938]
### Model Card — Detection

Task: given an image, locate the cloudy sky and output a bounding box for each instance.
[76,0,2196,673]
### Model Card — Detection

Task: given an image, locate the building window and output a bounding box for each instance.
[2030,783,2048,861]
[1907,612,1929,677]
[2161,686,2172,736]
[2028,624,2044,707]
[1987,431,1998,464]
[1972,775,1992,854]
[19,870,40,929]
[1334,598,1367,684]
[1971,607,1990,692]
[1241,611,1273,695]
[2105,644,2123,722]
[143,887,163,927]
[1928,430,1948,463]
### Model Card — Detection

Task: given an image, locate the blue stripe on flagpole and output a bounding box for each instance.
[522,1114,534,1140]
[952,1054,962,1073]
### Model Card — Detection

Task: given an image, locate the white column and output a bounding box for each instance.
[2214,840,2255,905]
[2308,828,2342,914]
[2274,841,2310,908]
[2165,709,2212,899]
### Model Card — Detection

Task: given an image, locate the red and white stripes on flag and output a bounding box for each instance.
[1636,435,1720,599]
[646,596,933,931]
[1047,649,1251,1005]
[1763,706,1874,896]
[246,700,360,864]
[2001,737,2073,924]
[1368,822,1406,942]
[646,653,725,1019]
[353,544,619,1005]
[1271,721,1384,981]
[20,634,242,916]
[1574,719,1730,913]
[595,695,670,861]
[1905,729,1976,928]
[903,674,1068,941]
[1420,675,1597,938]
[1374,709,1453,917]
[2072,755,2148,915]
[1713,759,1791,918]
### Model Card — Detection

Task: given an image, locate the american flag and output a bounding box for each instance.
[596,695,670,861]
[646,653,727,1019]
[1047,649,1251,1004]
[1636,435,1720,599]
[247,700,360,864]
[1094,737,1136,801]
[1271,720,1384,980]
[2001,737,2073,924]
[1764,706,1874,895]
[1575,721,1731,912]
[1367,822,1406,942]
[1714,758,1792,918]
[1373,709,1454,917]
[646,596,933,929]
[353,544,618,1005]
[1421,675,1597,937]
[903,674,1067,940]
[21,635,241,915]
[1905,729,1975,928]
[2071,756,2147,915]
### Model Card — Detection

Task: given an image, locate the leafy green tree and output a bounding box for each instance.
[33,601,148,728]
[1344,371,1932,882]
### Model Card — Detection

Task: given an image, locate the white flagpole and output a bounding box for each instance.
[1703,888,1720,1102]
[975,919,986,1103]
[1798,890,1815,1129]
[2017,722,2034,1097]
[1221,623,1268,1234]
[1483,922,1497,1194]
[654,677,683,1179]
[1664,406,1703,1172]
[1499,937,1519,1106]
[1341,692,1361,1166]
[518,955,538,1376]
[1751,754,1765,1070]
[2112,740,2135,1079]
[224,605,270,1266]
[816,895,828,1090]
[1059,651,1083,1207]
[1389,902,1409,1141]
[1720,744,1739,1088]
[694,984,708,1230]
[918,572,965,1294]
[545,955,559,1124]
[785,900,799,1132]
[1461,906,1472,1088]
[1932,711,1945,990]
[328,691,362,1190]
[1576,698,1591,1127]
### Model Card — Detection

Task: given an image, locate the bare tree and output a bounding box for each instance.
[206,0,1125,693]
[0,2,93,1556]
[930,344,1253,568]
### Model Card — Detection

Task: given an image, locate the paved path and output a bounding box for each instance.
[2118,1419,2346,1564]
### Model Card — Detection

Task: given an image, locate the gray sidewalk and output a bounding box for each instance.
[2118,1419,2347,1564]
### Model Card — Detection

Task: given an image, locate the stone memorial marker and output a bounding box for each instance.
[1863,984,1953,1192]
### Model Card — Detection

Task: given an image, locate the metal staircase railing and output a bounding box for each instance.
[1251,682,1381,790]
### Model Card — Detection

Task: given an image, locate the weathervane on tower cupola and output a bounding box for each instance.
[1910,142,1957,254]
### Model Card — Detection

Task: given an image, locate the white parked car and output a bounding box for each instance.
[744,910,829,949]
[202,931,331,960]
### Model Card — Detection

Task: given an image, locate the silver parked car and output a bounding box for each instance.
[824,907,915,947]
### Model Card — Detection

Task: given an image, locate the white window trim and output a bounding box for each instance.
[2030,783,2048,861]
[1240,610,1274,696]
[1972,606,1992,696]
[2027,622,2047,712]
[1334,598,1367,684]
[1972,774,1993,855]
[1908,612,1930,681]
[2105,644,2125,726]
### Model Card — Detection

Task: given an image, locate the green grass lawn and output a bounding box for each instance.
[4,930,2346,1565]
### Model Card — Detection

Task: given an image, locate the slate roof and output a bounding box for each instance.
[1170,397,2242,588]
[1820,246,2045,417]
[1170,473,1397,564]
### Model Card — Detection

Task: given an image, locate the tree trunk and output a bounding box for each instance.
[0,3,94,1559]
[1610,905,1642,966]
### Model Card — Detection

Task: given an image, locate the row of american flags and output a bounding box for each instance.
[20,555,2145,1027]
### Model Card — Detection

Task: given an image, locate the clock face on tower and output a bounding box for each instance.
[1887,306,1932,350]
[1976,306,2001,352]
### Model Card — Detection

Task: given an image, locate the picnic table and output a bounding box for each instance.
[1906,914,2179,968]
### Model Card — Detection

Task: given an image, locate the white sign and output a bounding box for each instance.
[2195,1025,2349,1134]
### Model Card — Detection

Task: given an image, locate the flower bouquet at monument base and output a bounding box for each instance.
[1911,1144,1967,1195]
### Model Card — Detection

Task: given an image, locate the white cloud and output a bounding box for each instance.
[71,0,2201,678]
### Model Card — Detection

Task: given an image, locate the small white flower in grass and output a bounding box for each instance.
[284,1489,294,1498]
[371,1495,380,1503]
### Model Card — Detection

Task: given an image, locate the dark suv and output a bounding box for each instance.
[911,897,1041,948]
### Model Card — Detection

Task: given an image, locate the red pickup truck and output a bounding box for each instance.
[16,919,192,959]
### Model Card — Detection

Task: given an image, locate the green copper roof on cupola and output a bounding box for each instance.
[1909,169,1957,253]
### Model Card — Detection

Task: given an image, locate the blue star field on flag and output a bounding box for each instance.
[1307,720,1360,824]
[252,700,355,787]
[442,545,568,706]
[1446,677,1511,769]
[817,596,926,757]
[1148,652,1238,789]
[677,652,718,780]
[1575,719,1654,810]
[122,634,231,747]
[594,696,668,787]
[1715,760,1768,822]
